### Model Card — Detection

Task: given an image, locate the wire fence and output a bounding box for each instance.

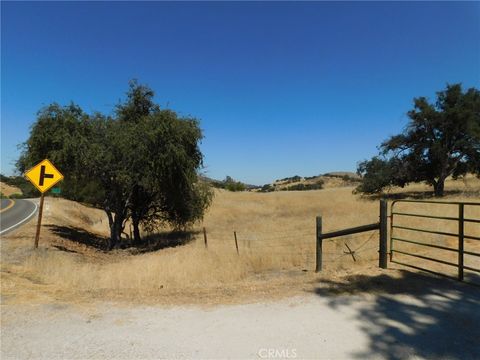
[198,226,380,271]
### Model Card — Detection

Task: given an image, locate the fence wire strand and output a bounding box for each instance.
[199,225,380,270]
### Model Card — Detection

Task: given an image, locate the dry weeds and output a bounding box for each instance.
[1,177,479,305]
[0,182,21,197]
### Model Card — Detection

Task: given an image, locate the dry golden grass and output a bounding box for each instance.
[0,182,21,197]
[270,173,359,190]
[1,176,479,305]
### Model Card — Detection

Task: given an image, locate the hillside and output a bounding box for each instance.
[0,181,22,197]
[1,176,479,305]
[200,171,361,192]
[265,172,361,191]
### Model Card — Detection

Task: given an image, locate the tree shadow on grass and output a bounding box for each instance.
[46,225,109,251]
[313,270,480,360]
[46,225,197,254]
[127,230,199,254]
[362,189,472,201]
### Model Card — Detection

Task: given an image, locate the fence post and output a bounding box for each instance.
[234,231,239,255]
[458,204,464,281]
[379,199,388,269]
[315,216,322,272]
[203,227,208,249]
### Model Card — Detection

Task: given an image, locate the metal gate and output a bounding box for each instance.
[390,200,480,284]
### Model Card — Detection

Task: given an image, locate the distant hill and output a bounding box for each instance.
[259,172,362,192]
[0,174,37,198]
[198,175,260,190]
[0,181,22,197]
[199,172,361,192]
[323,171,360,180]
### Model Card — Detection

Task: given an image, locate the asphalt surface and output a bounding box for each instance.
[1,198,13,210]
[0,199,37,235]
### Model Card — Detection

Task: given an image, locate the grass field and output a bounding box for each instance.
[1,176,479,305]
[0,182,21,197]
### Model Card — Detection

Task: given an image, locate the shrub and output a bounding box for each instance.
[259,184,275,193]
[282,180,324,191]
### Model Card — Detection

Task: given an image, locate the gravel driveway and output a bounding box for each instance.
[2,272,480,360]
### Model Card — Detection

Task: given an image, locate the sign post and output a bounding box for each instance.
[34,194,45,248]
[25,159,64,249]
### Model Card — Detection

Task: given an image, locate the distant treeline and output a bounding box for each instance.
[259,180,324,192]
[281,181,324,191]
[209,176,247,192]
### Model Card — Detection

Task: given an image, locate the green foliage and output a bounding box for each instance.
[357,84,480,196]
[341,174,361,183]
[9,193,25,199]
[259,184,275,192]
[222,176,246,192]
[276,175,302,183]
[356,157,407,194]
[225,182,246,192]
[282,180,324,191]
[323,173,361,183]
[17,81,212,248]
[16,103,98,202]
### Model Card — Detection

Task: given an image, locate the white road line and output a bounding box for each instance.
[0,201,38,235]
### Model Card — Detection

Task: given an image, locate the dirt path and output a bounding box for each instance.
[2,275,479,360]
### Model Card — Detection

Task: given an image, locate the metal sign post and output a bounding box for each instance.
[25,159,64,249]
[34,193,45,248]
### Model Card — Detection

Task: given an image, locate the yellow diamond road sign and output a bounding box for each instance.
[25,159,64,193]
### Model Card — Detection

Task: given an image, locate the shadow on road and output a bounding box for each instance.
[313,270,480,360]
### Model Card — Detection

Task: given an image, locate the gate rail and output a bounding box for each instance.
[390,199,480,283]
[315,200,388,272]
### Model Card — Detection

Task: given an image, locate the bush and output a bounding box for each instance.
[259,184,275,193]
[282,180,324,191]
[355,157,406,194]
[341,174,361,183]
[276,175,302,184]
[225,181,246,192]
[223,176,246,192]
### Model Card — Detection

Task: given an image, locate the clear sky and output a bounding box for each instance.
[1,1,479,185]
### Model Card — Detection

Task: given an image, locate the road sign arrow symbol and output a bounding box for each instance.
[39,165,54,186]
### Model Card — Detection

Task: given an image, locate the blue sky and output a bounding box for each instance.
[2,1,479,185]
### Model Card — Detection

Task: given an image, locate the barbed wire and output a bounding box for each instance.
[198,226,381,268]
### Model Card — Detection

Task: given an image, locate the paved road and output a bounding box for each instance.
[1,198,14,211]
[0,199,37,235]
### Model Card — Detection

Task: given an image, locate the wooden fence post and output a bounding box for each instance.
[203,227,208,249]
[315,216,322,272]
[234,231,239,255]
[379,199,388,269]
[458,204,464,281]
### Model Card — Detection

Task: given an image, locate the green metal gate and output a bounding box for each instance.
[390,200,480,284]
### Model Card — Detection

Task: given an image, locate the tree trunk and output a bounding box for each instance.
[433,179,445,197]
[108,213,125,250]
[132,216,142,243]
